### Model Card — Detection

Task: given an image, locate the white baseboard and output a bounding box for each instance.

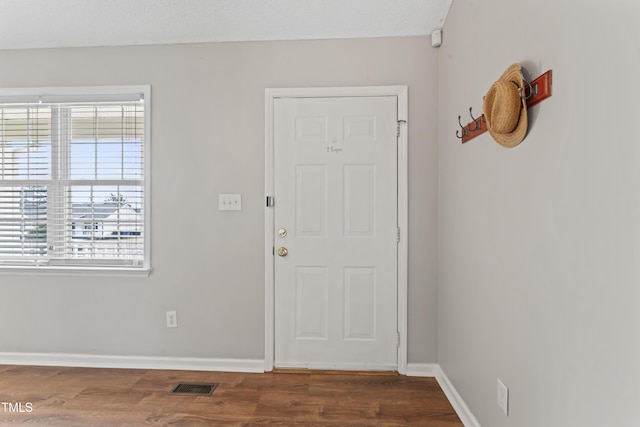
[406,362,439,377]
[435,365,482,427]
[0,352,265,373]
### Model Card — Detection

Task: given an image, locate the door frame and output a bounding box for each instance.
[264,86,408,374]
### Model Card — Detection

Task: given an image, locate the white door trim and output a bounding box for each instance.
[264,86,408,374]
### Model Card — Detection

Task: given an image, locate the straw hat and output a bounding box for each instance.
[483,63,528,148]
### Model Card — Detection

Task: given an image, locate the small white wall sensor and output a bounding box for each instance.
[431,29,442,47]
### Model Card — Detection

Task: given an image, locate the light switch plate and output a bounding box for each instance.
[219,194,242,211]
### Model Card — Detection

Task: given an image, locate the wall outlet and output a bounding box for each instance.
[166,311,178,328]
[497,378,509,416]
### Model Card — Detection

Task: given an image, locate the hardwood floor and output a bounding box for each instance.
[0,365,463,426]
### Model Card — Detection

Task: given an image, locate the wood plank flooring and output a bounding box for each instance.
[0,365,463,426]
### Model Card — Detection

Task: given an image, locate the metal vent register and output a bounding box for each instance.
[169,382,218,396]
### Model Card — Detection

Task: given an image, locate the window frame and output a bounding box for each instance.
[0,85,151,276]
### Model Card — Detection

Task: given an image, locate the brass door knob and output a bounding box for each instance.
[277,247,288,257]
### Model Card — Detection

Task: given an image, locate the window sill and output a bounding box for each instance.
[0,265,152,278]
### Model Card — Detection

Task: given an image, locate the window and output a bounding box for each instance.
[0,86,150,273]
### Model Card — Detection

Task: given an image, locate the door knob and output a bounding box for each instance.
[277,247,288,257]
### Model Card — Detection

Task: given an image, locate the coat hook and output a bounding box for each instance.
[468,107,485,131]
[456,115,467,139]
[468,107,480,131]
[520,78,536,100]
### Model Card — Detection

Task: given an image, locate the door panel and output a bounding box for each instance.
[295,165,327,237]
[295,266,329,339]
[344,267,376,340]
[274,96,398,371]
[344,164,376,237]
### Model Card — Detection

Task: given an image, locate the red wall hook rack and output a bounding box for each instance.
[457,69,553,144]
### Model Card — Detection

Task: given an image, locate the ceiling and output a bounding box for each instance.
[0,0,453,50]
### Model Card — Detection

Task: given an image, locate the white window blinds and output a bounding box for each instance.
[0,86,149,271]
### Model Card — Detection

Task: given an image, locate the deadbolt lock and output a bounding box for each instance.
[278,228,287,238]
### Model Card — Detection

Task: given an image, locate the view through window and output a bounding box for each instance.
[0,87,149,270]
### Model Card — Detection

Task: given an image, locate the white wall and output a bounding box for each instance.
[0,37,440,365]
[438,0,640,426]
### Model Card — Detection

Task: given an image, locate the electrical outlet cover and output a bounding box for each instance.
[166,311,178,328]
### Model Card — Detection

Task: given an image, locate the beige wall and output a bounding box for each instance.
[439,0,640,426]
[0,37,439,364]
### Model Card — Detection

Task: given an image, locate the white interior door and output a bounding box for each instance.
[273,96,399,371]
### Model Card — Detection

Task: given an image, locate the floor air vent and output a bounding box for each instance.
[169,382,218,396]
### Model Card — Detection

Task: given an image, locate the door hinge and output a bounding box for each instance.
[397,120,407,138]
[396,331,401,348]
[266,196,275,207]
[397,226,401,242]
